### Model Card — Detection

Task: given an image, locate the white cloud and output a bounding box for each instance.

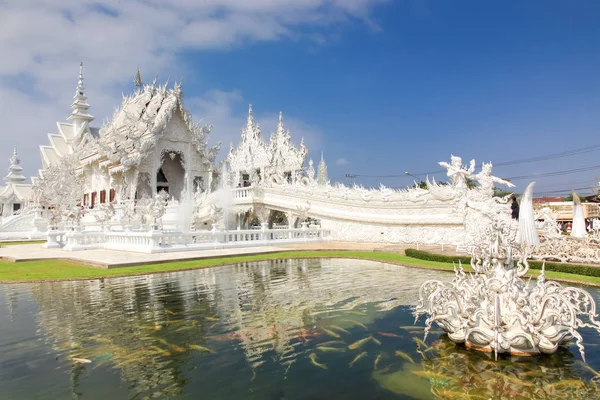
[0,0,386,179]
[335,158,349,166]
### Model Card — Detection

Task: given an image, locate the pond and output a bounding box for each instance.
[1,258,600,399]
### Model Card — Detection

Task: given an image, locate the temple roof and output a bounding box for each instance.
[228,107,306,176]
[37,65,218,175]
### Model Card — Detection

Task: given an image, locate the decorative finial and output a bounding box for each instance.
[279,111,283,122]
[77,61,85,94]
[249,104,253,115]
[134,67,143,88]
[321,150,324,161]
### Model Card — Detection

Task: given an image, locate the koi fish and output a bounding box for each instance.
[518,370,545,378]
[341,319,367,329]
[164,309,176,315]
[322,328,341,338]
[148,345,171,357]
[412,337,429,349]
[72,358,92,364]
[348,336,373,350]
[372,337,381,345]
[175,325,194,332]
[317,347,345,353]
[346,310,366,316]
[317,341,345,347]
[435,390,480,399]
[374,353,384,370]
[411,370,454,381]
[189,344,213,353]
[309,353,327,370]
[395,350,415,364]
[377,332,401,338]
[329,325,349,334]
[349,352,367,368]
[548,379,585,389]
[154,338,170,347]
[205,316,219,321]
[399,326,423,331]
[170,345,186,353]
[89,336,113,343]
[493,372,534,387]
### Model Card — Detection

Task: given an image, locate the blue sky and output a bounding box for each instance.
[1,0,599,197]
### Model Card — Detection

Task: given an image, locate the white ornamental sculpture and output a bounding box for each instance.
[414,182,600,360]
[32,154,85,228]
[571,190,587,238]
[439,155,475,191]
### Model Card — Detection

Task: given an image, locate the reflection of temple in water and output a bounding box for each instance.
[28,259,451,396]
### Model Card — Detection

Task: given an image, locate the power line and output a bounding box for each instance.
[494,144,600,167]
[536,186,591,194]
[344,143,600,179]
[506,164,600,180]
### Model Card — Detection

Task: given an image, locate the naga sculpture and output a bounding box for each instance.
[414,182,600,360]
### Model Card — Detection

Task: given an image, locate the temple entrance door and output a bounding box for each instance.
[157,152,185,200]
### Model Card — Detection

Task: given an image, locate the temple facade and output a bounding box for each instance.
[37,63,220,208]
[0,62,529,253]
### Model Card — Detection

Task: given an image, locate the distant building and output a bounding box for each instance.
[0,147,32,217]
[533,196,599,230]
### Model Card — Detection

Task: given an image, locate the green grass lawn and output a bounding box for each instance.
[0,240,46,246]
[1,250,600,286]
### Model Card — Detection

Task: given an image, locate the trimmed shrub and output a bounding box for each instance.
[404,249,600,278]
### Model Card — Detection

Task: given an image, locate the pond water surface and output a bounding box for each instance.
[1,258,600,399]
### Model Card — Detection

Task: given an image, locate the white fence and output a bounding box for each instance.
[47,225,330,253]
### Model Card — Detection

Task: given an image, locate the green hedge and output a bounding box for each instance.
[404,249,600,278]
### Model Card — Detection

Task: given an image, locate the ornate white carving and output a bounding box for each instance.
[32,154,85,228]
[414,182,600,359]
[439,155,475,191]
[227,107,306,186]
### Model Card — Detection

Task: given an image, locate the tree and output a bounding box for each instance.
[563,193,586,202]
[493,186,515,198]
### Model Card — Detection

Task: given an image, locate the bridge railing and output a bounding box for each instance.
[55,225,330,253]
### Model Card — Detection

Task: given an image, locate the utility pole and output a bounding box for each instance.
[345,174,356,186]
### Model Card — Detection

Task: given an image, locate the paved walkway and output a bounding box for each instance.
[0,241,462,269]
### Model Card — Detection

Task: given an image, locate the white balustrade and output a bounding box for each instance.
[43,225,330,253]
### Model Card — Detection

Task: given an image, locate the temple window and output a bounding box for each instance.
[193,176,204,193]
[157,168,169,194]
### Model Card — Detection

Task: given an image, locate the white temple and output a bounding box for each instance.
[5,62,596,258]
[38,63,219,206]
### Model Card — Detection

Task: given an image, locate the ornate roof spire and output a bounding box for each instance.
[133,67,143,89]
[243,104,260,140]
[4,146,26,184]
[277,111,285,135]
[317,151,328,185]
[66,62,94,145]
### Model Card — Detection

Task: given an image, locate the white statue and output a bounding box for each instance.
[439,154,475,190]
[473,161,515,198]
[535,207,562,239]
